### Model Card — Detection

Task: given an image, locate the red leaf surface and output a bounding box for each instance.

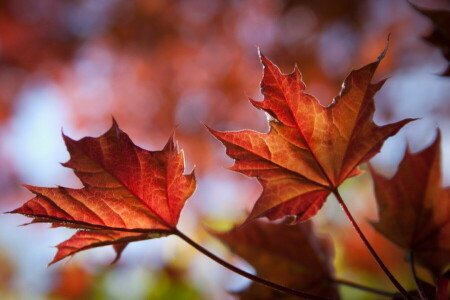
[371,132,450,278]
[10,120,196,264]
[215,220,338,299]
[209,50,412,224]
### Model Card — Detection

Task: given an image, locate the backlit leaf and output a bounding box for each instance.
[209,50,412,224]
[10,120,196,264]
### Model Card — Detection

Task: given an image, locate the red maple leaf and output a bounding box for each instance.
[9,120,196,264]
[209,49,412,224]
[371,132,450,278]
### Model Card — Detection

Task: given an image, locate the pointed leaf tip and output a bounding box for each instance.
[258,51,274,68]
[111,242,127,265]
[377,35,390,62]
[163,134,176,152]
[257,47,263,59]
[111,116,119,127]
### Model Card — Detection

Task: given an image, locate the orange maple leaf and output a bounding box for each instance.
[10,120,196,264]
[209,49,413,224]
[371,132,450,278]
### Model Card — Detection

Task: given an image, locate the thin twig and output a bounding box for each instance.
[174,228,331,300]
[332,278,397,297]
[332,189,413,300]
[409,251,426,300]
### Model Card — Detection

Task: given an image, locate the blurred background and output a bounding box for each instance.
[0,0,449,299]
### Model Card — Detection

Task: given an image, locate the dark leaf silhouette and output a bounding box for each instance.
[371,132,450,278]
[215,220,338,299]
[413,4,450,76]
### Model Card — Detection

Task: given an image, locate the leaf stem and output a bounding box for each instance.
[332,189,412,300]
[409,251,426,300]
[331,278,397,297]
[174,228,331,300]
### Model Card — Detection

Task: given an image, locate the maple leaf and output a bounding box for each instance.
[9,120,196,264]
[370,132,450,278]
[209,49,413,224]
[214,220,338,299]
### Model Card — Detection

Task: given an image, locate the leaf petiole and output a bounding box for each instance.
[332,189,413,300]
[174,228,331,300]
[409,251,427,300]
[331,278,397,297]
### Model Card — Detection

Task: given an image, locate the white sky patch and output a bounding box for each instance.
[3,81,73,186]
